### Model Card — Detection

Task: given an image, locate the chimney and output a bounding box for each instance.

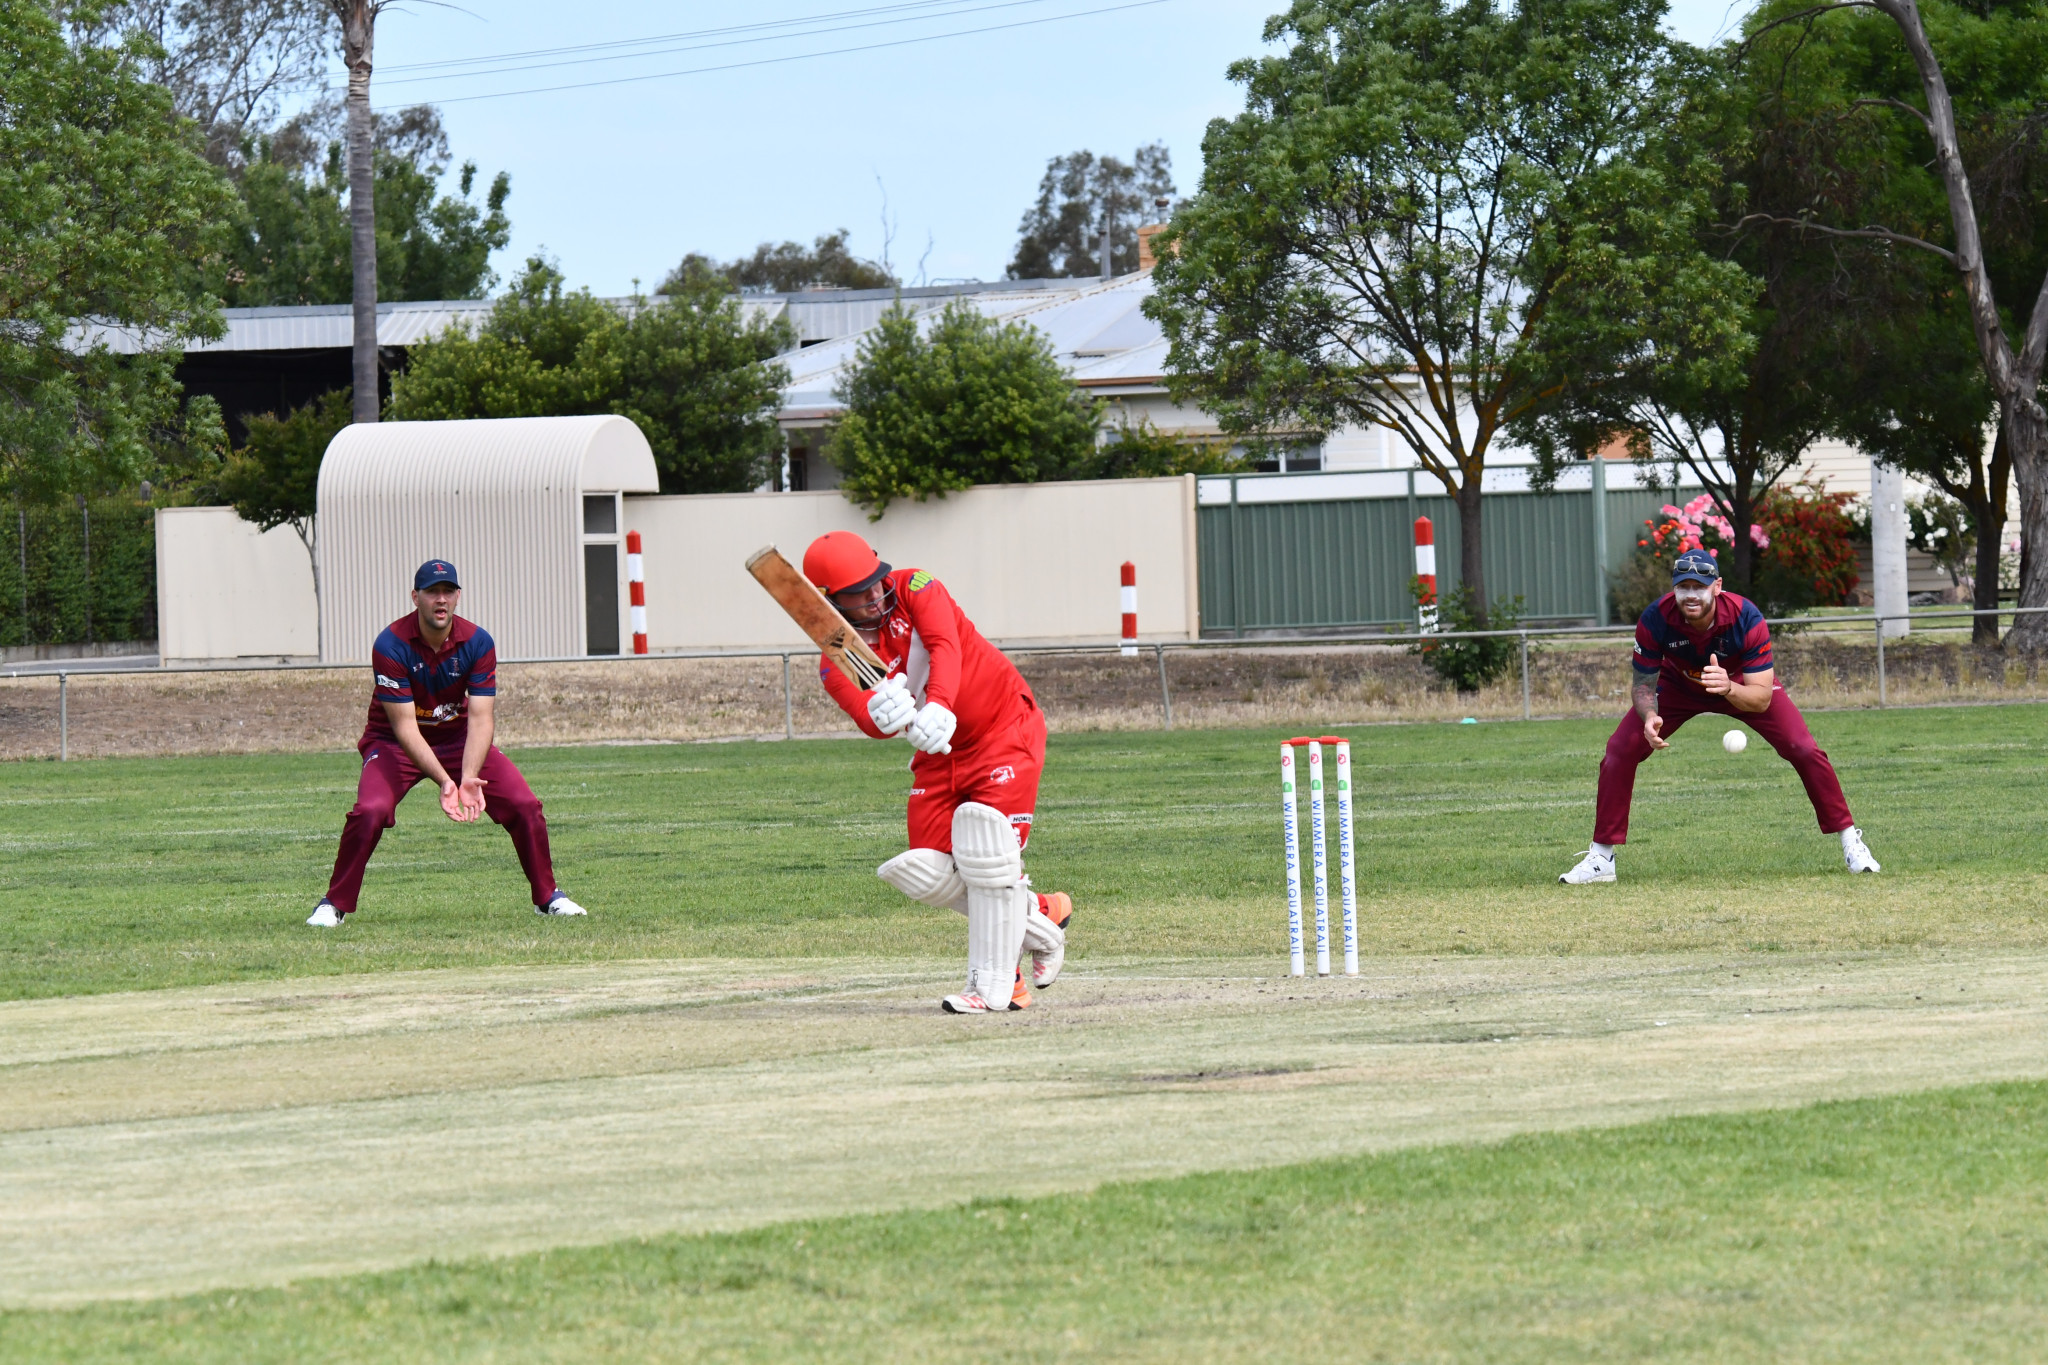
[1137,223,1168,271]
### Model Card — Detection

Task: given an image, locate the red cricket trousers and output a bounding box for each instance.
[325,736,558,914]
[1595,684,1855,845]
[906,699,1047,853]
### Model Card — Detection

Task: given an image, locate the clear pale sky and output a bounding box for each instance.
[354,0,1759,296]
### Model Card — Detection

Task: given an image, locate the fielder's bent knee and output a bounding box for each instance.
[877,848,966,908]
[951,802,1021,889]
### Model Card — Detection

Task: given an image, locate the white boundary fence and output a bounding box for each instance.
[8,607,2047,762]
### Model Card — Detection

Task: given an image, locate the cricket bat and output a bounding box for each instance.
[745,545,891,690]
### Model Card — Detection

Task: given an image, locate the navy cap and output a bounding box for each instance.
[414,559,461,591]
[1671,550,1720,585]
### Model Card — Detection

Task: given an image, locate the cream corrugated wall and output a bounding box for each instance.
[624,476,1199,651]
[317,416,657,663]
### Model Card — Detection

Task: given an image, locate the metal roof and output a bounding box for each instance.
[776,273,1166,422]
[75,296,788,355]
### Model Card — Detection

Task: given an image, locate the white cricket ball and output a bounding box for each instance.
[1723,729,1748,754]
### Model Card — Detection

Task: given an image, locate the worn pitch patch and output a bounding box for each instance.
[2,950,2045,1306]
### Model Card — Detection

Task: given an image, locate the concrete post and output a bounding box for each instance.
[1871,458,1911,639]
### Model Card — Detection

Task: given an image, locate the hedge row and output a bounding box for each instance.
[0,500,158,648]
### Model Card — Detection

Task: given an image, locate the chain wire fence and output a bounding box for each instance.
[0,499,157,650]
[4,608,2047,762]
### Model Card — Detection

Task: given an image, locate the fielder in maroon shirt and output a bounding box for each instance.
[307,559,583,925]
[1559,550,1881,883]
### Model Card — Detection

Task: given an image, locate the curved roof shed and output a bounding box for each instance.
[317,416,659,663]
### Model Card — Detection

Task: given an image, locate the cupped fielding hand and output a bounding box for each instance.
[1699,652,1731,696]
[440,777,486,823]
[1644,713,1668,751]
[866,674,916,735]
[905,700,956,755]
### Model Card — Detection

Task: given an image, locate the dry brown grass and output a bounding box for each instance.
[4,635,2045,760]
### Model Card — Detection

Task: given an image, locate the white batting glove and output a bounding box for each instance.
[905,701,956,755]
[866,674,915,735]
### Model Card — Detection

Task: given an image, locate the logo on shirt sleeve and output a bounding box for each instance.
[375,673,407,691]
[907,570,934,592]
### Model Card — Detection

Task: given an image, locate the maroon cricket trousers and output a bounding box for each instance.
[325,736,557,914]
[1594,684,1855,845]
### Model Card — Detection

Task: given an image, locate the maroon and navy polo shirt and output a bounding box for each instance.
[364,613,498,745]
[1631,591,1773,696]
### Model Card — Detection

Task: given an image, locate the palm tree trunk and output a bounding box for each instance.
[335,0,379,425]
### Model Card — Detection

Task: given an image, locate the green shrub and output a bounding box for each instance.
[1412,583,1525,694]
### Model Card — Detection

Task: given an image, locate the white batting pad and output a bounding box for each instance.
[876,849,967,913]
[967,884,1029,1004]
[951,802,1022,889]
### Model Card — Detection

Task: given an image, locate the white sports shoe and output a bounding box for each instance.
[306,901,342,927]
[538,892,587,916]
[1842,827,1881,874]
[1558,849,1616,884]
[941,991,1004,1015]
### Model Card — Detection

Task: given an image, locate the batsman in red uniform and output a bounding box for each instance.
[1559,550,1881,884]
[804,531,1072,1014]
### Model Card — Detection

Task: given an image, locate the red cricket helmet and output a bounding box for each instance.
[803,532,890,594]
[803,531,894,626]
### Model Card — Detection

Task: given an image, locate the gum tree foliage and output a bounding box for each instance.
[1,0,234,504]
[1007,144,1176,279]
[65,0,332,167]
[1512,43,1867,597]
[1145,0,1751,623]
[1732,0,2048,644]
[1732,0,2048,648]
[215,105,511,305]
[830,302,1103,515]
[660,230,895,295]
[390,261,795,494]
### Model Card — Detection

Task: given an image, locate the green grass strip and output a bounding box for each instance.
[4,707,2048,998]
[11,1081,2047,1362]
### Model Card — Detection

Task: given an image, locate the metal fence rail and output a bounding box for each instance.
[8,606,2048,759]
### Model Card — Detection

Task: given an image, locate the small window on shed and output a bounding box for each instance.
[583,494,618,535]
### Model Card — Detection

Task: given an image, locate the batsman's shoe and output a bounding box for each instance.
[1028,891,1072,988]
[1842,827,1881,874]
[1010,970,1033,1011]
[306,900,342,927]
[941,990,1005,1015]
[1558,849,1616,884]
[537,890,587,917]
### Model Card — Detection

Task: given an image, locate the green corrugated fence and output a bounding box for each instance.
[1197,468,1684,635]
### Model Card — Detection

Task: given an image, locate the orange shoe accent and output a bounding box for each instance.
[1010,969,1033,1010]
[1038,891,1073,930]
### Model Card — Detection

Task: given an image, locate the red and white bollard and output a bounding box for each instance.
[1120,560,1138,657]
[1413,516,1437,633]
[626,530,648,655]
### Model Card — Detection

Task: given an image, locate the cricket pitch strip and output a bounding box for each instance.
[4,949,2046,1306]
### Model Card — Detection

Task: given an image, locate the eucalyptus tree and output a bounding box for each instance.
[1736,0,2048,647]
[1146,0,1749,619]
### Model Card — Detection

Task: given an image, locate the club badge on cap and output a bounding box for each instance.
[414,559,461,591]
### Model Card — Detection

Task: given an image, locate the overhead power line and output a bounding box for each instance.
[370,0,1082,90]
[375,0,1020,74]
[355,0,1175,107]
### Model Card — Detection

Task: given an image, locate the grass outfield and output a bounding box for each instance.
[6,1081,2044,1363]
[2,705,2047,999]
